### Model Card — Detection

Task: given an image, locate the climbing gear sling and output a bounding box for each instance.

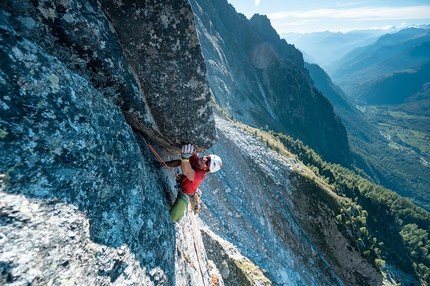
[190,188,202,213]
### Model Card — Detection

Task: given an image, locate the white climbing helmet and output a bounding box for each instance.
[207,155,222,173]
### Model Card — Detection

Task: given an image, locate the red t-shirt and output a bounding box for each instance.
[179,155,206,195]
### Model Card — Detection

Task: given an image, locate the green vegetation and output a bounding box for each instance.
[229,109,430,283]
[339,100,430,212]
[271,131,430,284]
[237,119,430,283]
[353,104,430,210]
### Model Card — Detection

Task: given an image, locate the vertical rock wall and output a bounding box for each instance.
[100,0,217,149]
[1,0,219,284]
[0,28,176,285]
[2,0,217,150]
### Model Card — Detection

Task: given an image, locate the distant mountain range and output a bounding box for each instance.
[329,27,430,105]
[282,25,430,69]
[281,28,398,67]
[286,26,430,107]
[303,26,430,211]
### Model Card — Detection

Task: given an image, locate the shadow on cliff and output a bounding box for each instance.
[1,0,222,282]
[0,25,179,284]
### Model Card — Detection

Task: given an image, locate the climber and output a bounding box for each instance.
[166,143,222,222]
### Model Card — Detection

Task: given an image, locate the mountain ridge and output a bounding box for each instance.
[313,24,430,210]
[191,0,351,166]
[329,27,430,97]
[281,28,397,68]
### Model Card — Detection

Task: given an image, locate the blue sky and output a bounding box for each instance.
[226,0,430,34]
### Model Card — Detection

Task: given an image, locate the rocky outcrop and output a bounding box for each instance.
[201,227,271,285]
[2,0,217,150]
[289,176,383,285]
[99,0,217,149]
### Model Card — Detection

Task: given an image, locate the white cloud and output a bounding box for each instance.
[399,22,408,28]
[335,2,367,8]
[273,19,319,27]
[255,0,260,6]
[268,5,430,21]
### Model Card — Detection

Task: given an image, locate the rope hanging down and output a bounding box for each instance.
[148,143,207,285]
[148,144,178,178]
[189,205,208,286]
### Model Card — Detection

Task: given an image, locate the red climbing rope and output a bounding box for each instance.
[149,143,207,284]
[148,144,178,178]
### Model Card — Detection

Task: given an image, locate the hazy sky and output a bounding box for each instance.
[226,0,430,34]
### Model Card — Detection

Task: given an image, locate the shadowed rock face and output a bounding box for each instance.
[190,0,351,165]
[0,28,176,284]
[2,0,217,150]
[1,0,217,284]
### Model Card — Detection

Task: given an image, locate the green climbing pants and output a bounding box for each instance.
[169,191,189,222]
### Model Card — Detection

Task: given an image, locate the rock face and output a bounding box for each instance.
[1,28,176,284]
[99,0,217,149]
[199,115,383,285]
[2,0,217,150]
[0,0,402,285]
[190,0,351,165]
[1,0,216,284]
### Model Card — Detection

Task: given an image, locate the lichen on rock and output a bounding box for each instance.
[3,0,218,151]
[0,26,176,285]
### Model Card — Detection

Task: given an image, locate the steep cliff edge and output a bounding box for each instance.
[190,0,351,166]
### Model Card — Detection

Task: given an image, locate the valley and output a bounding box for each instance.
[296,26,430,213]
[351,103,430,210]
[358,105,430,163]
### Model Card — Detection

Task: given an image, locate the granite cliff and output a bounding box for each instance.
[0,0,415,285]
[190,0,351,166]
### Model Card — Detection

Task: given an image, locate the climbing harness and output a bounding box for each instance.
[190,189,202,213]
[148,143,208,284]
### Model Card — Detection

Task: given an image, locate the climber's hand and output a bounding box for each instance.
[181,144,194,159]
